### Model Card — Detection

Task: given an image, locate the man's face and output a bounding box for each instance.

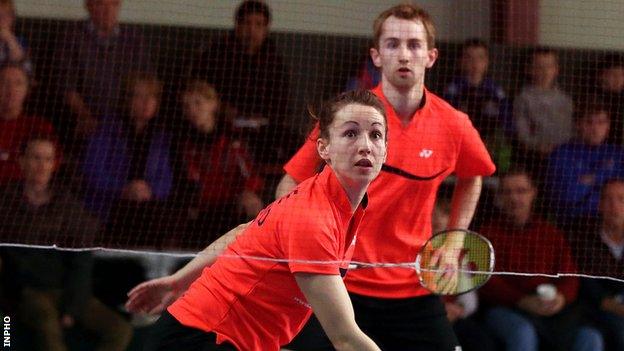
[0,67,28,115]
[461,46,489,80]
[600,182,624,227]
[86,0,121,33]
[0,4,14,30]
[578,111,610,146]
[20,140,57,188]
[600,66,624,93]
[370,16,437,91]
[530,53,558,88]
[129,82,159,123]
[499,174,536,225]
[235,13,269,53]
[182,92,218,133]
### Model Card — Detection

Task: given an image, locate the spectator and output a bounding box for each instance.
[0,136,132,351]
[594,54,624,144]
[345,56,381,91]
[0,63,55,185]
[479,167,603,351]
[57,0,154,138]
[173,80,263,248]
[444,38,511,172]
[546,101,624,225]
[569,179,624,351]
[191,0,292,164]
[513,47,574,171]
[0,0,31,73]
[432,190,496,351]
[81,72,172,246]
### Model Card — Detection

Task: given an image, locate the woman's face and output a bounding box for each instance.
[130,82,159,123]
[182,92,218,133]
[317,103,387,186]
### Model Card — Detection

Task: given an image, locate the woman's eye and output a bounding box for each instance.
[371,131,383,139]
[344,130,357,138]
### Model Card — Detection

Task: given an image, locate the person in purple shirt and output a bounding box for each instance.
[57,0,154,138]
[444,38,511,171]
[546,101,624,225]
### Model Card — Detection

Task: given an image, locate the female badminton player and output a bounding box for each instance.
[127,89,387,351]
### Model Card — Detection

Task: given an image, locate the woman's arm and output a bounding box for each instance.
[294,273,381,351]
[126,222,250,314]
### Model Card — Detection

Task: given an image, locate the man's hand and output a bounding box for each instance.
[518,293,565,317]
[427,231,465,294]
[60,314,75,328]
[601,296,624,316]
[121,180,153,202]
[444,301,465,322]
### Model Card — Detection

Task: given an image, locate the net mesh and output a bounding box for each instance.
[1,0,623,309]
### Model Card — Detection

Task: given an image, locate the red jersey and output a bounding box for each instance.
[478,217,579,306]
[284,85,495,298]
[168,167,366,351]
[0,115,55,185]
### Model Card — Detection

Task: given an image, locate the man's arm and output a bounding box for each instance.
[431,176,483,294]
[294,274,381,351]
[448,176,482,229]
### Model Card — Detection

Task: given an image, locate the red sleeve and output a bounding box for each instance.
[283,126,323,183]
[553,230,579,303]
[232,141,264,193]
[454,115,496,177]
[282,205,341,276]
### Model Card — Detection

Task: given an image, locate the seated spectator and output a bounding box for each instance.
[546,101,624,225]
[432,191,496,351]
[0,136,132,351]
[81,72,172,247]
[173,80,263,248]
[345,55,380,91]
[593,54,624,144]
[0,0,31,73]
[479,167,603,351]
[191,0,293,165]
[0,63,55,185]
[513,47,574,172]
[57,0,154,139]
[569,179,624,351]
[443,38,511,171]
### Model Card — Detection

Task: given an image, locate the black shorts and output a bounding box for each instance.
[144,310,237,351]
[285,293,460,351]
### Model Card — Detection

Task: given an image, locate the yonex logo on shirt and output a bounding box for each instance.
[419,149,433,158]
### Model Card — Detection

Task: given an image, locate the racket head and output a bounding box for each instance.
[415,229,494,295]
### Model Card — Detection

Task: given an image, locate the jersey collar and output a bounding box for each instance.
[371,84,429,127]
[317,166,368,215]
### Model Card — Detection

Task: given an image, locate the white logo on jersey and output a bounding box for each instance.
[419,149,433,158]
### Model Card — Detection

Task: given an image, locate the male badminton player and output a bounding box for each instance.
[279,4,496,350]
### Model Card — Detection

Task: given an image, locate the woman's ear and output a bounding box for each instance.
[317,138,330,162]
